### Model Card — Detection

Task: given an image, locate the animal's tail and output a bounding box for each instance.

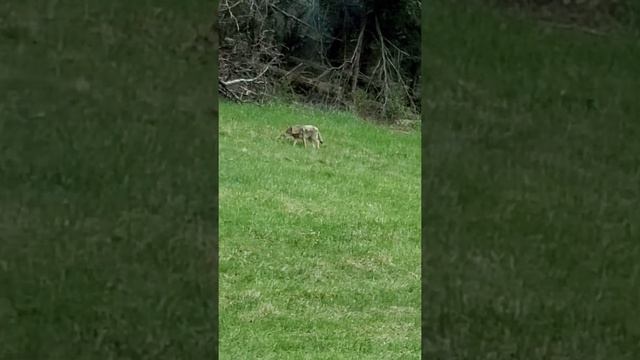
[318,131,324,144]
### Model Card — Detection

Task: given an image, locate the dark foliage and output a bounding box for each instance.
[218,0,421,123]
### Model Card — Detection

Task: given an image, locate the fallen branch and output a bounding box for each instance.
[220,63,271,86]
[269,66,343,95]
[287,56,372,84]
[218,80,242,102]
[283,63,304,78]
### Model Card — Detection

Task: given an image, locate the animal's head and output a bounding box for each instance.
[283,126,304,139]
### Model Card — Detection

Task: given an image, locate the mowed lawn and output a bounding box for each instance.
[219,102,421,359]
[0,1,216,358]
[424,1,640,358]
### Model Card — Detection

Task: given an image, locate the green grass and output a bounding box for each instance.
[219,101,421,359]
[424,1,640,358]
[0,1,216,358]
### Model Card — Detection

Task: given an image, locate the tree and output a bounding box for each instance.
[219,0,421,123]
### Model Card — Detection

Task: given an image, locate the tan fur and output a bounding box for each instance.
[280,125,324,149]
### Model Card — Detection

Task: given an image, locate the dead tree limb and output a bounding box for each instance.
[287,56,372,84]
[375,16,391,114]
[269,66,343,96]
[220,63,271,86]
[350,19,366,95]
[218,80,242,102]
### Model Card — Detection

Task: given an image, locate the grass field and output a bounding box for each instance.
[0,2,217,358]
[423,1,640,358]
[219,101,420,359]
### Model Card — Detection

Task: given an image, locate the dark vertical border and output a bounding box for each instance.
[1,1,221,358]
[212,1,220,357]
[420,0,428,358]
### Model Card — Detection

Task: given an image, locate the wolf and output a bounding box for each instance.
[280,125,324,149]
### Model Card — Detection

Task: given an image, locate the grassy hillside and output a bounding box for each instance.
[219,102,420,359]
[424,1,640,358]
[0,2,216,358]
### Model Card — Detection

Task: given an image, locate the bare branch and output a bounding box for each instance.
[221,62,271,85]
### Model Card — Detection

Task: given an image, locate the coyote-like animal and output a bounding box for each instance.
[280,125,324,149]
